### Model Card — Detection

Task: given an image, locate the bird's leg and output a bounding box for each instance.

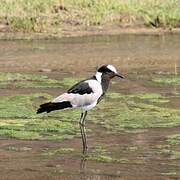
[82,111,87,150]
[79,111,88,154]
[79,113,85,151]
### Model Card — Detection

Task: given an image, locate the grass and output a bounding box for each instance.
[0,0,180,33]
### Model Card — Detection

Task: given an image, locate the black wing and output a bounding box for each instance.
[67,80,93,95]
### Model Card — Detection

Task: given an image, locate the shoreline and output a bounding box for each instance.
[1,26,180,40]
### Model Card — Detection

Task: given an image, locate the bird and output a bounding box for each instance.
[37,64,124,154]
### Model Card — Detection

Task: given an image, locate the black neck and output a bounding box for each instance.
[101,76,110,94]
[93,74,110,94]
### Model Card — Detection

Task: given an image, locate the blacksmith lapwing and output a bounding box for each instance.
[37,64,124,154]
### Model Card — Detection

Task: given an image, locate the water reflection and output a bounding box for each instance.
[80,157,87,180]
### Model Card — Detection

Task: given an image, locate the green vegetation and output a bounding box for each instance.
[161,172,177,176]
[0,72,62,88]
[84,146,129,163]
[0,90,179,140]
[0,0,180,34]
[0,72,82,89]
[42,147,75,156]
[93,92,180,131]
[167,134,180,145]
[62,77,83,87]
[5,146,32,152]
[158,149,180,159]
[0,93,79,140]
[42,145,117,163]
[0,93,51,118]
[85,154,114,162]
[156,134,180,161]
[152,74,180,85]
[107,92,169,103]
[0,119,78,140]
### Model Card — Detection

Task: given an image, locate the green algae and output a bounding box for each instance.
[161,172,177,176]
[105,102,180,130]
[158,149,180,159]
[0,72,47,82]
[0,119,79,140]
[84,146,129,163]
[0,129,42,140]
[0,93,80,140]
[173,151,180,159]
[61,77,83,87]
[0,93,51,118]
[93,92,180,131]
[0,72,83,89]
[42,148,75,156]
[91,145,109,155]
[107,92,169,103]
[84,145,113,163]
[0,92,80,120]
[0,72,63,88]
[127,146,139,151]
[0,91,179,140]
[4,146,32,152]
[152,74,180,85]
[85,154,114,162]
[85,155,129,163]
[47,109,81,122]
[167,134,180,145]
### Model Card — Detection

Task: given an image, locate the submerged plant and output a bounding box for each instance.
[152,74,180,85]
[0,93,79,140]
[92,92,180,131]
[0,72,83,89]
[0,91,179,140]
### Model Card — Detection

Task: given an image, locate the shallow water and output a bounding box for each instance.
[0,34,179,73]
[0,34,180,179]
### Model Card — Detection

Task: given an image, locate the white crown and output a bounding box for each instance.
[107,65,117,74]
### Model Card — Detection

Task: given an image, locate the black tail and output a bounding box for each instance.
[37,101,72,114]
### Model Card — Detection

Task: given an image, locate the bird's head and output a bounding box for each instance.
[95,64,124,82]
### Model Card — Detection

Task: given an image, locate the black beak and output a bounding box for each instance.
[115,73,124,79]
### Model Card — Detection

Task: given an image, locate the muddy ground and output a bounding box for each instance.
[0,34,180,180]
